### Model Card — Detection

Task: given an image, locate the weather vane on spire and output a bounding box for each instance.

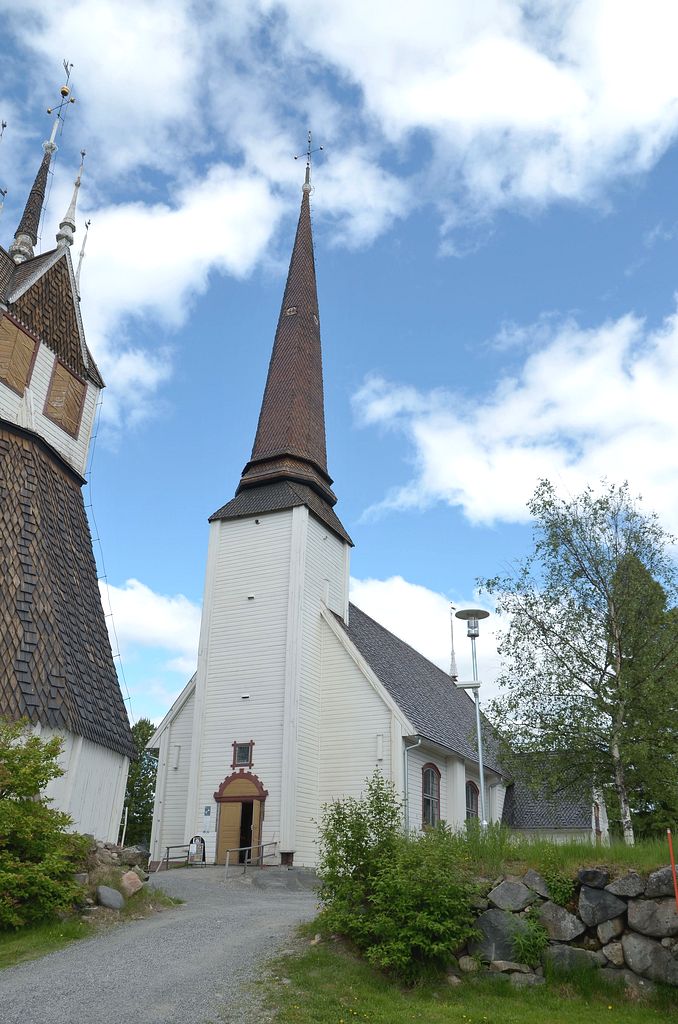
[45,59,76,151]
[0,120,7,216]
[294,130,323,190]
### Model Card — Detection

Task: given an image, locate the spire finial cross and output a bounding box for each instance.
[294,130,323,190]
[45,59,76,150]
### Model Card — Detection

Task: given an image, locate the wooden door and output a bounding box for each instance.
[216,802,242,865]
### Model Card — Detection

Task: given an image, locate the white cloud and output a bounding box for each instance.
[350,574,502,697]
[100,577,201,675]
[354,306,678,532]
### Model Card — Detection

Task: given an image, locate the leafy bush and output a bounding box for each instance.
[317,773,477,982]
[512,906,549,967]
[540,847,576,907]
[0,719,87,929]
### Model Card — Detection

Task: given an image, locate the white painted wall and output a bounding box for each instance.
[0,341,97,476]
[149,689,196,864]
[318,617,393,813]
[185,510,295,861]
[34,725,129,842]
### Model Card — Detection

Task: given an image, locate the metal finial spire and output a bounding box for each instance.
[9,63,77,263]
[56,149,85,247]
[294,130,323,192]
[449,604,459,680]
[75,218,91,297]
[0,121,7,218]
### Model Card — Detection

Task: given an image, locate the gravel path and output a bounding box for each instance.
[0,867,318,1024]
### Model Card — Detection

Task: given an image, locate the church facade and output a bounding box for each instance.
[149,173,601,867]
[0,116,134,840]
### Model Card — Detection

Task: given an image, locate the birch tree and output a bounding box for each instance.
[482,480,678,845]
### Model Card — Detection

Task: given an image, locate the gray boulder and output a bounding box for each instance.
[523,869,550,898]
[645,866,676,898]
[458,955,479,973]
[489,961,531,973]
[599,966,657,994]
[605,871,645,898]
[622,932,678,985]
[627,897,678,938]
[545,944,599,971]
[510,973,545,987]
[597,916,625,944]
[538,901,586,941]
[121,845,149,867]
[72,872,89,886]
[487,880,536,912]
[602,941,624,967]
[579,885,626,926]
[469,909,528,962]
[578,868,609,889]
[96,885,125,910]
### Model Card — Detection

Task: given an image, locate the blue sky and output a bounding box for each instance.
[3,1,678,722]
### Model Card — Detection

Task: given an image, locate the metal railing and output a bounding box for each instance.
[224,840,278,878]
[155,844,190,872]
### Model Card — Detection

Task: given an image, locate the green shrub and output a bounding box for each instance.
[317,773,477,982]
[512,906,549,967]
[0,719,87,929]
[540,847,576,907]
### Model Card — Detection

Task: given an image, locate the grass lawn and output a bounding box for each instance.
[267,942,678,1024]
[0,919,90,969]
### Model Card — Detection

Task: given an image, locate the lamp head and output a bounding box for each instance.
[455,607,490,638]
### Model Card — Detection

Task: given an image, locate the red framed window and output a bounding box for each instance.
[231,740,255,769]
[422,763,441,827]
[466,781,479,820]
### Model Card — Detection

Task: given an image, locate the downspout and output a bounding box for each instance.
[403,736,421,832]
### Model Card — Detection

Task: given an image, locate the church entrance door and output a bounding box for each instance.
[213,770,268,865]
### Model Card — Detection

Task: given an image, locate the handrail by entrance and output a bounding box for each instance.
[224,840,278,878]
[155,844,190,872]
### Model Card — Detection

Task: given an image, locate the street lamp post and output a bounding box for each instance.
[454,608,490,830]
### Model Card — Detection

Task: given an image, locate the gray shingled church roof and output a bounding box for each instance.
[501,776,592,830]
[341,603,503,774]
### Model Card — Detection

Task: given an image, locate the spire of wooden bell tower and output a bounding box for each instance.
[237,145,336,506]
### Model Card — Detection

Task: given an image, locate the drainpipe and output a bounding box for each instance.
[403,736,421,832]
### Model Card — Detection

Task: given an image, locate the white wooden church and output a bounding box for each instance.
[148,170,601,867]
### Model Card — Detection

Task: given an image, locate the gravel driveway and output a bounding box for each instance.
[0,867,318,1024]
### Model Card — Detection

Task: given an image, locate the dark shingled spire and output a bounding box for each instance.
[237,185,337,506]
[9,145,54,263]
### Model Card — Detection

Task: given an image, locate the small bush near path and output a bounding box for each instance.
[266,941,678,1024]
[0,719,89,929]
[317,775,477,981]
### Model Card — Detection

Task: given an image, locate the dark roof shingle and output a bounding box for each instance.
[341,603,502,773]
[210,479,352,545]
[501,777,592,830]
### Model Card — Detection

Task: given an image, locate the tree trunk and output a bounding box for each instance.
[611,737,634,845]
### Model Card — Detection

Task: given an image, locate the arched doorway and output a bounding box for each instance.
[214,770,268,865]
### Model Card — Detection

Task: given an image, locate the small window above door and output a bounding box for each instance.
[231,739,255,768]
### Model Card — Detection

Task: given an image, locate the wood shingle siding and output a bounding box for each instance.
[0,316,37,396]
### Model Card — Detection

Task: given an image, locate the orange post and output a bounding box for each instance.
[668,829,678,912]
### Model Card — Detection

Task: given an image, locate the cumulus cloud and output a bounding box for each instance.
[350,574,503,697]
[4,1,678,431]
[100,577,201,675]
[353,307,678,532]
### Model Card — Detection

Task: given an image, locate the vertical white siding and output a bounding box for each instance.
[187,511,294,856]
[318,618,392,812]
[446,757,467,829]
[0,342,97,476]
[153,690,196,858]
[37,726,129,841]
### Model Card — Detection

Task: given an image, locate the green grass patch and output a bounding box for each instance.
[0,919,89,969]
[267,941,678,1024]
[450,824,670,879]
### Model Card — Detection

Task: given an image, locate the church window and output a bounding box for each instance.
[44,359,86,438]
[421,763,440,827]
[231,740,254,768]
[466,781,479,820]
[0,315,37,396]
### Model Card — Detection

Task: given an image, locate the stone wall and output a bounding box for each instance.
[458,864,678,992]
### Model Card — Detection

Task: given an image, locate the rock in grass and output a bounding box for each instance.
[538,901,586,941]
[468,909,528,962]
[96,885,125,910]
[510,972,545,987]
[489,961,531,973]
[597,917,625,944]
[605,871,645,898]
[487,880,536,912]
[458,955,480,973]
[645,867,676,898]
[602,942,624,967]
[120,870,144,898]
[523,869,550,898]
[545,944,599,971]
[578,868,609,889]
[622,933,678,985]
[627,897,678,937]
[578,886,626,926]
